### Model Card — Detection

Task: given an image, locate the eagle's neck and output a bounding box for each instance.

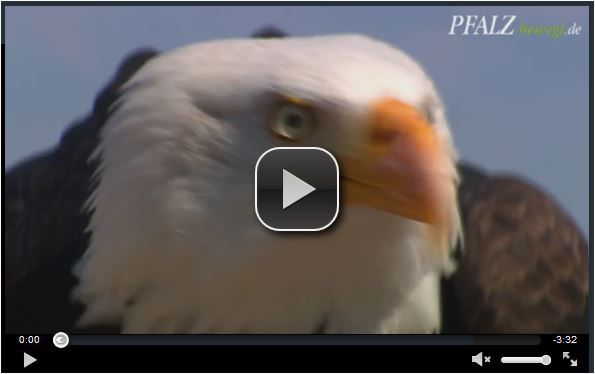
[74,181,444,333]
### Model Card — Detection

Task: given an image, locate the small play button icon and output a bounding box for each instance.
[282,169,316,209]
[24,352,36,368]
[255,147,339,231]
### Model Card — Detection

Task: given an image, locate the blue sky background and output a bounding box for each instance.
[4,5,590,239]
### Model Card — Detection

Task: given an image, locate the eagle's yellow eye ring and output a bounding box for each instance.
[269,101,316,142]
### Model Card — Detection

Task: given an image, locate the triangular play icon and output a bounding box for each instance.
[24,352,37,368]
[282,169,316,209]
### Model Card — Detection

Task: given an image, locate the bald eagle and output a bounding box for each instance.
[5,31,588,334]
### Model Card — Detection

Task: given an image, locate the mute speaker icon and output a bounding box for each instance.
[472,352,483,367]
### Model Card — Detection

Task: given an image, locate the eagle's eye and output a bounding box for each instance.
[270,102,316,142]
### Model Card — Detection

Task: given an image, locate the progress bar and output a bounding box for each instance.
[67,334,541,346]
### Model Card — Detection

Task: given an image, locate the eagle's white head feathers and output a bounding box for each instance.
[73,35,461,333]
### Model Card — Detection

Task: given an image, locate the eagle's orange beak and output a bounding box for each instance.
[342,98,457,251]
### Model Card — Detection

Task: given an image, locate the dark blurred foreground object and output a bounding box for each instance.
[4,27,589,334]
[252,25,288,39]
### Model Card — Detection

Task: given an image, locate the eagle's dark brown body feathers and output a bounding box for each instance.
[440,163,589,333]
[5,49,158,334]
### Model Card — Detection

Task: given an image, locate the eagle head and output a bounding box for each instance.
[73,35,461,333]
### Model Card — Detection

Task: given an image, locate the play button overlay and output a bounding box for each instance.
[255,147,339,231]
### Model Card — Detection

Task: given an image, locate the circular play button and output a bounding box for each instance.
[255,147,339,231]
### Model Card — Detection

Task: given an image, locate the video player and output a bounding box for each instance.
[3,2,592,373]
